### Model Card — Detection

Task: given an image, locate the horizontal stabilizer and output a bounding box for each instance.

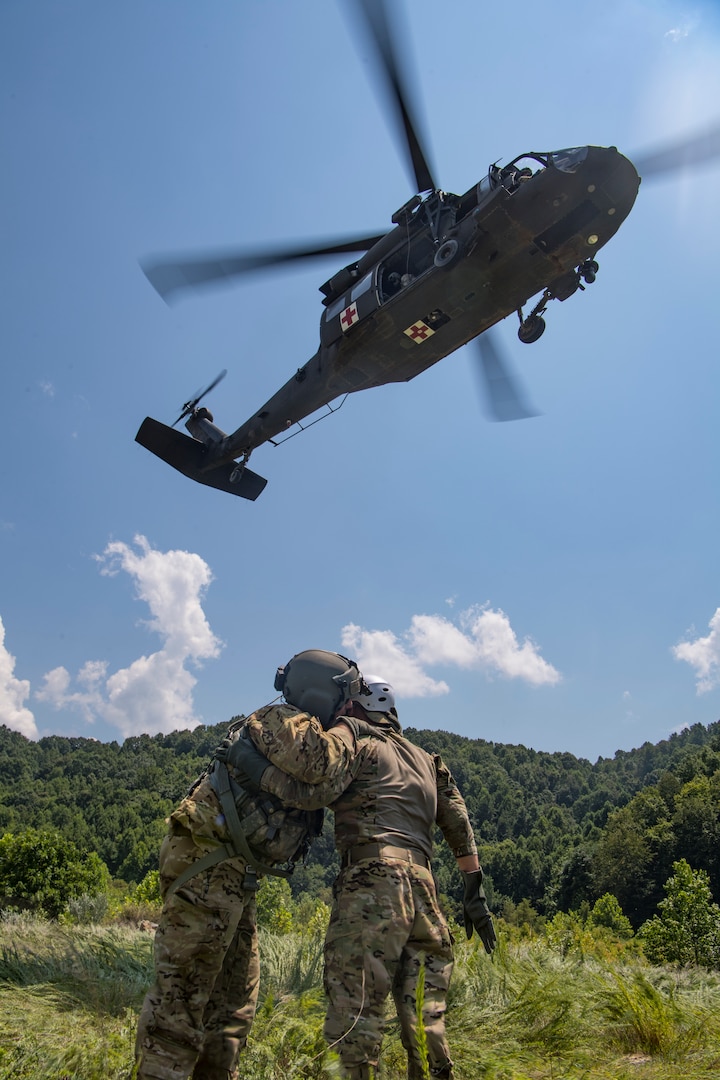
[136,417,267,501]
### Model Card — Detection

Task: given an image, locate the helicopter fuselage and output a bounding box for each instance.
[211,144,639,465]
[136,144,640,498]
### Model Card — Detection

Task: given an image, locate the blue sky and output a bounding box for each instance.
[1,0,719,761]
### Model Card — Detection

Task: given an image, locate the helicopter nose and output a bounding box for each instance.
[584,145,641,224]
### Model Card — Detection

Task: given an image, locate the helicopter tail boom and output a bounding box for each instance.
[135,417,267,500]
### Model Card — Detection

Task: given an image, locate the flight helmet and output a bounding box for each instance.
[356,677,396,714]
[275,649,364,727]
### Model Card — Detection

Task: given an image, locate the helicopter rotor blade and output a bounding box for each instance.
[633,119,720,180]
[142,232,386,303]
[475,331,538,423]
[347,0,437,194]
[173,368,227,427]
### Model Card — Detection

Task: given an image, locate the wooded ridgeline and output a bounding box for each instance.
[1,718,719,926]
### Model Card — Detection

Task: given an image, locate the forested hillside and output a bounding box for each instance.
[2,718,719,925]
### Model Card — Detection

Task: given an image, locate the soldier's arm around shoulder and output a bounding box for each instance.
[244,703,358,784]
[259,744,364,810]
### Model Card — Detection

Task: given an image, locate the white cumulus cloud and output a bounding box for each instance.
[0,615,38,739]
[341,604,561,698]
[36,535,222,738]
[673,607,720,693]
[341,624,449,697]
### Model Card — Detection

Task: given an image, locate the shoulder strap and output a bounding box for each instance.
[165,842,240,899]
[209,761,292,879]
[165,762,293,899]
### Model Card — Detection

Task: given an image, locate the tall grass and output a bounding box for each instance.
[2,913,720,1079]
[0,912,151,1079]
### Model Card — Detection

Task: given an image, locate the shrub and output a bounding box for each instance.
[256,876,294,934]
[0,828,110,919]
[65,892,109,925]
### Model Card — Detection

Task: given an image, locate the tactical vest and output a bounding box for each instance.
[211,756,323,872]
[166,720,322,897]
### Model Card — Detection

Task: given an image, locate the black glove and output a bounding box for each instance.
[461,870,497,954]
[215,730,269,793]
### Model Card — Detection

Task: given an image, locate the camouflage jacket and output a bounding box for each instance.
[170,702,356,870]
[244,702,356,781]
[253,714,477,862]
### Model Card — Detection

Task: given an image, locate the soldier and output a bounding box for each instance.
[135,649,370,1080]
[231,672,496,1080]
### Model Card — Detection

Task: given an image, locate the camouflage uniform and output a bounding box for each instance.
[135,704,355,1080]
[251,713,477,1080]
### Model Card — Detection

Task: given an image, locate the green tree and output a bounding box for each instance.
[592,790,673,926]
[544,909,595,958]
[501,898,545,934]
[134,869,162,905]
[671,773,720,894]
[639,859,720,968]
[0,827,110,919]
[588,893,633,939]
[256,875,294,934]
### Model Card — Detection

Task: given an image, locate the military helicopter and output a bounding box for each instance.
[136,0,720,501]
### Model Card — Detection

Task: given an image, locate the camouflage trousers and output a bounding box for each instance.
[135,824,260,1080]
[323,858,455,1079]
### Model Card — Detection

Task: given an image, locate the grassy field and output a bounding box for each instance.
[1,913,720,1080]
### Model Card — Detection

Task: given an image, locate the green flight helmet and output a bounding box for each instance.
[275,649,365,727]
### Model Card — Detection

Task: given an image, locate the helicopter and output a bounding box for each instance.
[136,0,720,501]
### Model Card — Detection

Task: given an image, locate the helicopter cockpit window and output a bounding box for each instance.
[551,147,589,172]
[476,155,543,207]
[477,172,495,199]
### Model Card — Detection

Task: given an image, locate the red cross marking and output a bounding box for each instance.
[341,304,358,330]
[408,322,430,341]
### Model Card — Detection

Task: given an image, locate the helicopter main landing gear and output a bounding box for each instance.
[517,258,599,343]
[518,313,546,343]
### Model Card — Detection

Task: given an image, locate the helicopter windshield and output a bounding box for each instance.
[550,147,589,172]
[476,154,543,203]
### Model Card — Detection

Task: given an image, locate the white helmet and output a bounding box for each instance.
[356,677,395,714]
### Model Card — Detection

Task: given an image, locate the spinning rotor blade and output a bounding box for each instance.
[348,0,437,194]
[476,332,538,423]
[142,233,386,302]
[633,119,720,179]
[173,369,227,426]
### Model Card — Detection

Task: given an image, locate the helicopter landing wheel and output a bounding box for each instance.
[434,238,460,268]
[580,258,599,284]
[518,315,546,344]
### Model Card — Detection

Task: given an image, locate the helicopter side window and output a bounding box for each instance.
[351,273,373,303]
[324,295,348,322]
